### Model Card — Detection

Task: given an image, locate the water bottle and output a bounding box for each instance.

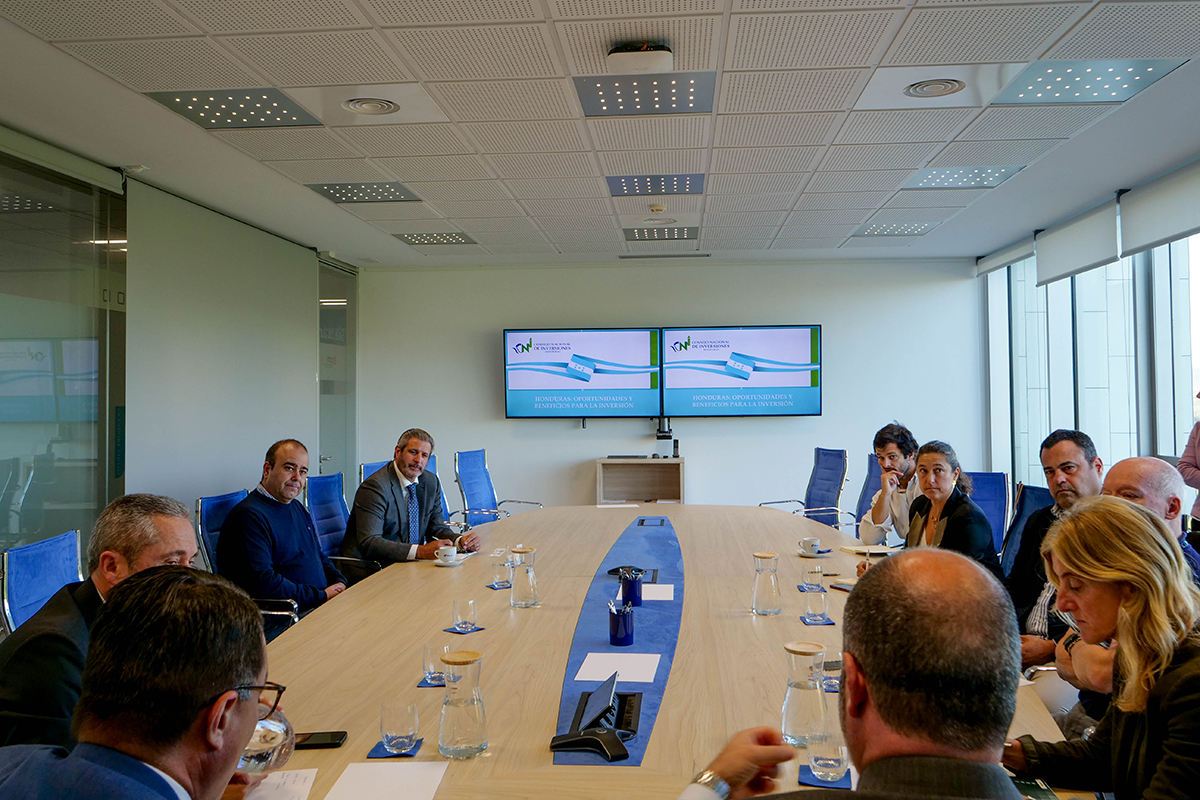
[781,641,827,747]
[752,551,781,615]
[510,546,539,608]
[438,650,488,759]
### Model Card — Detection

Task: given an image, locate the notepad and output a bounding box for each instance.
[839,545,895,556]
[616,583,674,602]
[254,769,317,800]
[325,763,448,800]
[575,652,661,683]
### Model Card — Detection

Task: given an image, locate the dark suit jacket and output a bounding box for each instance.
[0,742,178,799]
[1002,505,1067,640]
[0,578,102,747]
[777,755,1025,800]
[341,463,453,564]
[906,487,1002,578]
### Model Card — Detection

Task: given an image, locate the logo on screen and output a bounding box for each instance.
[26,348,46,362]
[670,336,691,352]
[513,338,532,354]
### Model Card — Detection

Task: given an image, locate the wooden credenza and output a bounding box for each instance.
[595,457,684,504]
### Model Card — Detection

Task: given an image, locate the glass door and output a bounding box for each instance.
[318,263,356,481]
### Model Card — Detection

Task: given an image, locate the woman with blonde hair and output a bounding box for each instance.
[1001,495,1200,799]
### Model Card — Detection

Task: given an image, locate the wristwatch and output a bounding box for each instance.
[691,769,731,800]
[1063,632,1081,655]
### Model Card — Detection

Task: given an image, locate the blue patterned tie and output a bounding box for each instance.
[406,483,419,544]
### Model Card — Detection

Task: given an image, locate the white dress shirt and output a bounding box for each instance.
[857,474,922,547]
[393,462,421,562]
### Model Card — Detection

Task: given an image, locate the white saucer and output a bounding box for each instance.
[434,558,466,568]
[798,551,831,558]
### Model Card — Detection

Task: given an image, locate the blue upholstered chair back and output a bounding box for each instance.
[965,471,1010,553]
[195,489,249,574]
[853,453,883,532]
[455,449,499,527]
[1000,483,1054,578]
[425,453,452,520]
[804,447,847,527]
[1,529,83,633]
[307,473,350,558]
[359,460,389,485]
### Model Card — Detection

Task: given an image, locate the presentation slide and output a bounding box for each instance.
[505,329,660,418]
[0,340,56,422]
[58,338,99,422]
[662,326,820,417]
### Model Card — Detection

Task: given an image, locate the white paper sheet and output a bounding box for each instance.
[616,583,674,602]
[596,503,639,508]
[575,652,661,683]
[253,769,317,800]
[324,762,448,800]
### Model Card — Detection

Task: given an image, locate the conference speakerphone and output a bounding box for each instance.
[550,671,643,762]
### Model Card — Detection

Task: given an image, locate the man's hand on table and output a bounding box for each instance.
[222,772,265,800]
[702,726,796,799]
[458,530,482,552]
[1001,740,1028,773]
[1020,635,1057,669]
[324,582,346,601]
[415,539,454,560]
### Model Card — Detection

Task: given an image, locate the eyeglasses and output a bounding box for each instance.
[204,681,286,720]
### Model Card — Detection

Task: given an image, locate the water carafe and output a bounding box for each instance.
[781,641,827,747]
[438,650,488,759]
[510,546,539,608]
[751,551,781,615]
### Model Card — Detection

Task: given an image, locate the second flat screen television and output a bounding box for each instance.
[661,326,821,417]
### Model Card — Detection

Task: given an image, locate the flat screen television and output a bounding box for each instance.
[661,326,821,417]
[504,328,661,418]
[0,340,56,422]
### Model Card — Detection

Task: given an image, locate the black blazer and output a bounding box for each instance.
[341,463,453,564]
[0,578,102,747]
[906,486,1001,578]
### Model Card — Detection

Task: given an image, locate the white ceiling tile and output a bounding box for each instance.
[840,235,920,247]
[806,170,911,192]
[703,211,788,226]
[1046,2,1200,60]
[371,219,462,233]
[374,155,494,181]
[794,191,891,208]
[361,0,542,24]
[775,223,858,237]
[957,105,1113,141]
[522,197,614,215]
[172,0,367,32]
[883,4,1088,66]
[699,225,778,237]
[612,195,704,214]
[544,229,626,242]
[424,199,527,216]
[485,243,561,253]
[835,109,976,144]
[822,142,941,171]
[557,16,720,74]
[60,38,261,92]
[705,193,797,212]
[884,188,986,207]
[2,0,193,39]
[700,239,772,250]
[726,11,900,69]
[866,206,960,225]
[221,30,412,86]
[711,147,822,173]
[212,128,360,160]
[405,180,512,202]
[708,173,809,194]
[454,216,540,232]
[266,158,390,182]
[785,208,872,224]
[429,80,578,121]
[504,177,609,198]
[588,116,710,150]
[772,237,846,249]
[486,152,600,178]
[333,123,473,156]
[410,243,488,255]
[391,24,560,80]
[929,139,1065,167]
[719,69,868,113]
[470,230,550,244]
[464,121,588,152]
[556,242,628,252]
[737,1,904,7]
[340,201,442,219]
[715,113,840,146]
[535,215,620,230]
[598,149,706,174]
[551,1,720,18]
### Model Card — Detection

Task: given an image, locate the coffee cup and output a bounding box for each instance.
[801,537,821,554]
[435,546,457,563]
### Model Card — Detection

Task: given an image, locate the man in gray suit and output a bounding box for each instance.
[341,428,480,564]
[682,549,1024,800]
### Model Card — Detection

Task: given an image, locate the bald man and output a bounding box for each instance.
[1102,456,1200,581]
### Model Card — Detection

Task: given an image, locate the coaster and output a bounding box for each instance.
[824,676,840,693]
[800,615,835,626]
[444,625,486,635]
[417,676,444,688]
[368,738,423,758]
[486,583,510,591]
[797,584,827,593]
[797,764,850,789]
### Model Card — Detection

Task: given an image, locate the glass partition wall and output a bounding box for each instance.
[0,151,125,552]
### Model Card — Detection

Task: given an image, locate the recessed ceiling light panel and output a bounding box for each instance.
[903,167,1023,189]
[623,227,697,241]
[606,174,704,196]
[992,60,1185,104]
[395,233,476,245]
[854,222,939,236]
[575,72,716,117]
[307,183,421,203]
[145,88,320,128]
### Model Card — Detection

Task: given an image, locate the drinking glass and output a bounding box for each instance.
[453,599,478,631]
[803,590,828,623]
[807,719,850,782]
[803,564,823,592]
[424,643,450,684]
[492,561,511,589]
[381,699,419,754]
[238,707,295,773]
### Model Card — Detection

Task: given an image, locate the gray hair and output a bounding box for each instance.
[87,494,191,573]
[397,428,434,452]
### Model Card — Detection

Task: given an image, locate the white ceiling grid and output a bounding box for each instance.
[5,0,1200,262]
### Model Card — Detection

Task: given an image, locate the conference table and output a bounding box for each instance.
[268,505,1069,799]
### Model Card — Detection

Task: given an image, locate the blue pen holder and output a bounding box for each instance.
[620,573,643,606]
[609,606,634,646]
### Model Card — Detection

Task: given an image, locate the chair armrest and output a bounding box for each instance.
[445,512,472,532]
[327,556,381,577]
[794,506,853,519]
[1023,665,1058,680]
[461,507,508,520]
[254,598,299,614]
[498,500,543,509]
[260,610,299,629]
[759,499,805,508]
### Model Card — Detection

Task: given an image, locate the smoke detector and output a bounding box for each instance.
[903,79,966,98]
[607,42,673,74]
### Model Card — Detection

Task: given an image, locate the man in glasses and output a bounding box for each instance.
[0,566,275,800]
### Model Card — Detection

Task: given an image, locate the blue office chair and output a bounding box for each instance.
[359,460,389,485]
[0,457,21,543]
[1000,483,1054,578]
[965,471,1010,554]
[760,447,851,527]
[0,529,83,634]
[837,453,883,536]
[305,472,380,580]
[15,452,55,539]
[454,449,543,528]
[196,490,298,633]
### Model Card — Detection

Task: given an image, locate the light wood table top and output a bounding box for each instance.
[267,505,1068,799]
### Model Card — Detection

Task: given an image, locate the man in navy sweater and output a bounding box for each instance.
[218,439,346,615]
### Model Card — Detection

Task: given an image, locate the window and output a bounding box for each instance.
[1074,258,1138,465]
[1009,257,1050,485]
